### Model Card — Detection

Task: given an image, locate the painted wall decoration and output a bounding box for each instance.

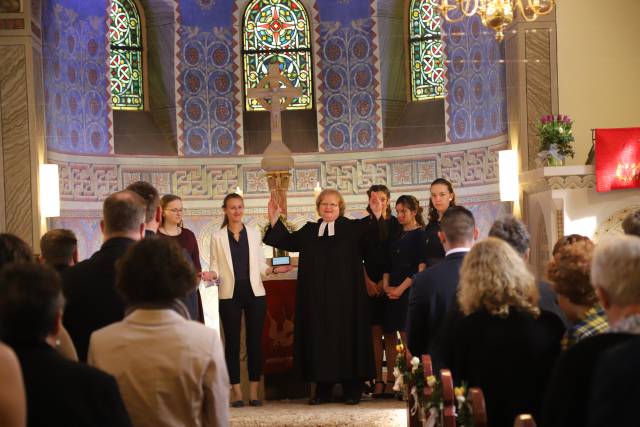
[177,0,241,155]
[443,14,507,142]
[109,0,144,110]
[317,0,382,151]
[242,0,313,111]
[43,0,112,155]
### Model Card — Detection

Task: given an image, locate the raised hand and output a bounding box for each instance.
[268,194,282,227]
[369,191,383,219]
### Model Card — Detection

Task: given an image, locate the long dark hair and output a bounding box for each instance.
[221,193,244,229]
[160,194,183,228]
[396,195,425,227]
[428,178,456,224]
[366,184,392,219]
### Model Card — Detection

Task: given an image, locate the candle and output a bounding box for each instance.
[235,186,243,196]
[313,182,322,196]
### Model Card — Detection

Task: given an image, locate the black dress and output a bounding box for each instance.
[263,216,377,383]
[423,220,445,268]
[363,215,401,326]
[382,228,427,333]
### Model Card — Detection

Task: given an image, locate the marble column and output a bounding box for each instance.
[0,0,47,248]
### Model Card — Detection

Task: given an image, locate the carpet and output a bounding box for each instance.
[229,398,406,426]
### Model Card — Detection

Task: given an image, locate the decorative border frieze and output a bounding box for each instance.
[50,137,506,203]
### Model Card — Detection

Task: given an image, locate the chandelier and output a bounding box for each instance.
[438,0,555,41]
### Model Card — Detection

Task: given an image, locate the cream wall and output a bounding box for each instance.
[556,0,640,165]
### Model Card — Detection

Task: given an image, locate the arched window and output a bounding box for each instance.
[109,0,144,110]
[242,0,313,111]
[409,0,445,101]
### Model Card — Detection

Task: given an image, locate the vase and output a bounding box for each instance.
[546,156,565,167]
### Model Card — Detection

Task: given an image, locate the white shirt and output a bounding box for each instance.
[88,309,229,427]
[445,247,471,256]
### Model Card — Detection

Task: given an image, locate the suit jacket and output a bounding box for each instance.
[210,224,269,300]
[62,237,136,362]
[542,332,634,427]
[88,309,229,427]
[406,251,466,370]
[538,280,570,328]
[10,340,131,427]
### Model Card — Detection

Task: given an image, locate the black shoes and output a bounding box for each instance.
[344,397,361,405]
[308,397,331,405]
[232,399,263,407]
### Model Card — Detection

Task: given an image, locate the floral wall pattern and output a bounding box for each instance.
[443,14,508,142]
[43,0,112,155]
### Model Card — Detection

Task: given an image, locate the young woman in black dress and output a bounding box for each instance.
[424,178,456,267]
[382,195,427,393]
[362,185,401,398]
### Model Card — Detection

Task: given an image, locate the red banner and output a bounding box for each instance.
[595,127,640,192]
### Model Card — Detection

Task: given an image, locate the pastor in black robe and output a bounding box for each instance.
[264,216,376,384]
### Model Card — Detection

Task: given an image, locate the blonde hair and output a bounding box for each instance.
[591,235,640,306]
[315,189,345,217]
[458,237,540,318]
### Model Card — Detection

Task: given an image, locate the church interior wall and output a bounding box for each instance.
[34,0,510,260]
[556,0,640,165]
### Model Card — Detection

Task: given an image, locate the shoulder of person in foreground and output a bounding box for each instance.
[0,343,25,427]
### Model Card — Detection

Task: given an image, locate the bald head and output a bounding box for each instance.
[102,191,145,238]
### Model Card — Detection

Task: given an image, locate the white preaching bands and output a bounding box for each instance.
[318,221,335,237]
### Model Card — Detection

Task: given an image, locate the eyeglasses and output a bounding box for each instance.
[165,208,183,214]
[319,203,338,208]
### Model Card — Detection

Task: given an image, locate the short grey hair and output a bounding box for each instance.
[591,235,640,305]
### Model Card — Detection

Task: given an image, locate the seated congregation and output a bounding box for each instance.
[0,180,639,427]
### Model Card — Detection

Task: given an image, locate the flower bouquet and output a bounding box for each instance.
[537,114,575,166]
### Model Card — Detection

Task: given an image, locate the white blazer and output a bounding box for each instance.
[210,224,269,300]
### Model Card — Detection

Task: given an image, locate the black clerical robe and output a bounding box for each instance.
[264,216,376,383]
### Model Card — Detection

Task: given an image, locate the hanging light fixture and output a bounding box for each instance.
[439,0,555,41]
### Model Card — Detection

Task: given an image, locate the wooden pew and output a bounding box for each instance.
[514,414,537,427]
[441,369,488,427]
[440,369,456,427]
[468,387,487,427]
[404,355,488,427]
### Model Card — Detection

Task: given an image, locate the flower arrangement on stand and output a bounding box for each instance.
[537,114,576,166]
[392,335,476,427]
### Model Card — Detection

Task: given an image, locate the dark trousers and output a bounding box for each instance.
[219,279,266,384]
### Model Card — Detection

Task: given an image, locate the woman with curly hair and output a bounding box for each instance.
[547,239,607,349]
[448,238,564,427]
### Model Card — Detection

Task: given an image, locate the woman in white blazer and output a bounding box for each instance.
[210,193,291,407]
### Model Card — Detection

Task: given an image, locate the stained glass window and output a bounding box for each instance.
[409,0,446,101]
[243,0,313,111]
[109,0,144,110]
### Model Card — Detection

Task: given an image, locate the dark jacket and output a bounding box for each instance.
[447,309,564,427]
[406,251,467,369]
[542,332,634,427]
[538,280,570,329]
[10,340,131,427]
[62,237,136,362]
[587,336,640,427]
